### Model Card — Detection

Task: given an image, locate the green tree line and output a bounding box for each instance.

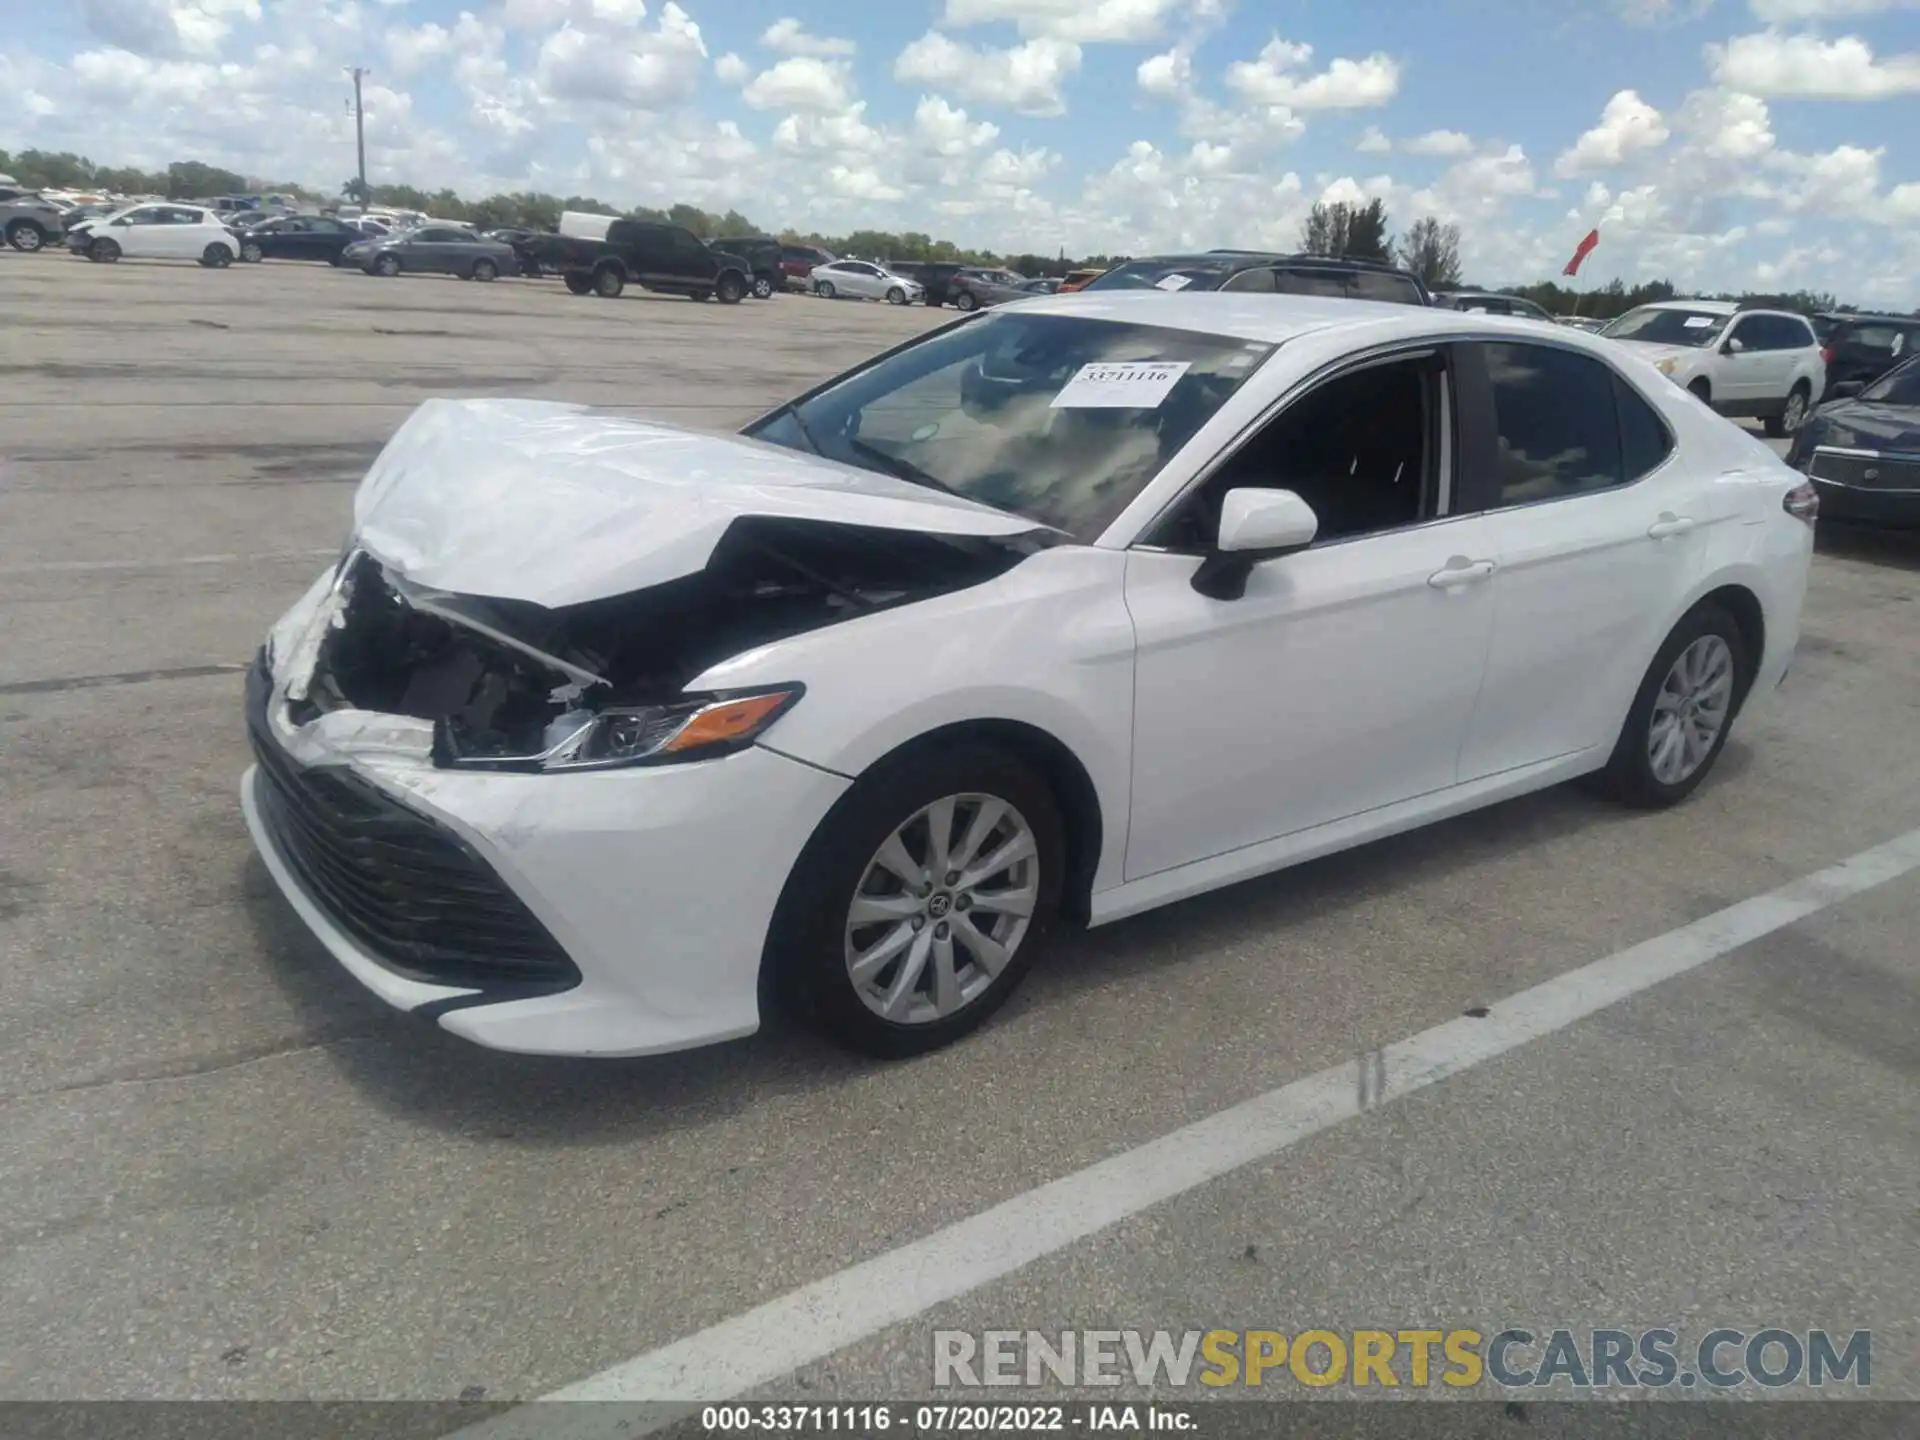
[4,147,1896,312]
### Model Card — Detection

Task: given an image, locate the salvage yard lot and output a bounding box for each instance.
[2,255,1918,1409]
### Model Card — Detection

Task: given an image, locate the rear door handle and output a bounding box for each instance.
[1647,515,1696,539]
[1428,558,1496,588]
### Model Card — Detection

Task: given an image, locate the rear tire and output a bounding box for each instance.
[886,286,906,306]
[240,240,264,263]
[953,290,979,312]
[716,273,745,304]
[200,243,233,268]
[690,288,712,303]
[563,270,593,295]
[751,275,774,299]
[1766,383,1810,438]
[374,253,401,277]
[7,220,47,252]
[1589,602,1748,809]
[815,280,835,300]
[594,265,624,298]
[769,741,1065,1059]
[471,258,498,281]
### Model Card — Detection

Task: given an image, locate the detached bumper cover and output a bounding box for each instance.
[242,657,852,1057]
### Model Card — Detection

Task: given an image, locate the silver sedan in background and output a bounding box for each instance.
[810,259,925,305]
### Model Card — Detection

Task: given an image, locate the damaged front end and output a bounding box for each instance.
[296,515,1052,773]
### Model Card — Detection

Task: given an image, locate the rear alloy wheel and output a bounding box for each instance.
[200,243,233,268]
[716,273,745,304]
[772,742,1064,1058]
[471,258,497,282]
[89,237,121,263]
[594,266,624,298]
[953,289,979,312]
[1590,603,1746,809]
[815,280,836,300]
[7,220,45,252]
[751,275,774,299]
[374,253,401,277]
[1767,385,1810,438]
[563,270,593,295]
[240,240,264,263]
[886,286,906,306]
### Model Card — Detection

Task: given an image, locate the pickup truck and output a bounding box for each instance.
[525,214,753,303]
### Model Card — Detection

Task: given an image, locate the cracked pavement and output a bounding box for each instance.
[1,256,1917,1409]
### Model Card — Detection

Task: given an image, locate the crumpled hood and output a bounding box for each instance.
[351,397,1046,608]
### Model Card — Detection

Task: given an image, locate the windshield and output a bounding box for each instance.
[743,311,1276,543]
[1600,307,1731,347]
[1082,258,1236,293]
[1859,357,1920,407]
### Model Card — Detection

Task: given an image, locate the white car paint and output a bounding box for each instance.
[243,294,1814,1058]
[811,259,925,303]
[1601,300,1825,432]
[73,202,238,262]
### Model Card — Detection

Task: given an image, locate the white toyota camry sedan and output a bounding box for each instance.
[241,294,1817,1060]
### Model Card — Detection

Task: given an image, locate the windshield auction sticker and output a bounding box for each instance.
[1052,361,1191,409]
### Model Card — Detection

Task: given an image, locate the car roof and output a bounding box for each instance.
[1003,291,1582,347]
[1830,312,1919,327]
[1638,299,1739,314]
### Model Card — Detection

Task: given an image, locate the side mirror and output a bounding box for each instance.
[1191,488,1320,600]
[1722,337,1745,355]
[1828,379,1865,400]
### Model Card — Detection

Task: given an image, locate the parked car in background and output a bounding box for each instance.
[711,235,785,299]
[480,227,547,276]
[1817,314,1920,401]
[948,267,1031,311]
[0,186,67,251]
[1019,278,1062,295]
[1557,315,1606,332]
[526,218,752,302]
[66,203,241,267]
[809,259,925,305]
[360,225,515,281]
[1082,251,1433,306]
[1811,312,1846,343]
[780,243,835,291]
[1434,291,1555,322]
[901,262,972,306]
[1787,354,1920,528]
[1059,267,1107,292]
[1600,301,1825,436]
[236,213,362,265]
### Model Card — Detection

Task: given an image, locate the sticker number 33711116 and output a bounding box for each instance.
[1051,360,1192,409]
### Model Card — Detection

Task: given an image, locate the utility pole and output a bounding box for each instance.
[344,66,369,202]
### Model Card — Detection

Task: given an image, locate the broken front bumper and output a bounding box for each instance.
[241,656,852,1057]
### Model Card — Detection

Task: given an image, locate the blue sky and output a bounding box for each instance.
[4,1,1918,304]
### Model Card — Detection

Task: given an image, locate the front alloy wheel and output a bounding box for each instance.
[1646,635,1734,787]
[241,240,264,263]
[775,742,1064,1057]
[845,795,1040,1026]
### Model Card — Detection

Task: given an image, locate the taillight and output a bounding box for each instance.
[1819,347,1833,365]
[1784,481,1819,526]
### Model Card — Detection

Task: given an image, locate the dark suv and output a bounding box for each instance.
[1819,314,1920,401]
[1081,251,1432,306]
[528,219,754,302]
[712,235,784,299]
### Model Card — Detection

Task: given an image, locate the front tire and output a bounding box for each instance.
[7,220,46,252]
[89,237,121,263]
[594,265,624,298]
[374,253,401,277]
[240,240,264,263]
[771,742,1065,1058]
[471,258,497,281]
[1590,602,1747,809]
[815,279,835,300]
[886,286,907,306]
[716,273,745,304]
[751,275,774,299]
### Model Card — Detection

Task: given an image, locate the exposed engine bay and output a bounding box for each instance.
[295,515,1051,769]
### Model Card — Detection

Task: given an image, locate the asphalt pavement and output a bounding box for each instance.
[2,253,1916,1419]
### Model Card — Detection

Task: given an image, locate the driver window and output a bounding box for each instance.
[1727,316,1765,350]
[1157,354,1442,551]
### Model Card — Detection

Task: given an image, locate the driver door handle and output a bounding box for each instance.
[1647,514,1696,539]
[1428,558,1496,588]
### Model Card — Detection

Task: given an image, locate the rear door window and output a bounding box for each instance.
[1479,342,1626,506]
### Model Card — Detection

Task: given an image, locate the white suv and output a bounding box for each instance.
[1601,300,1825,437]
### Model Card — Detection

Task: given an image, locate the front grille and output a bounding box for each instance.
[246,660,580,992]
[1809,450,1920,492]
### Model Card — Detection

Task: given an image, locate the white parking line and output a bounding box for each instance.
[460,825,1920,1438]
[0,549,335,577]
